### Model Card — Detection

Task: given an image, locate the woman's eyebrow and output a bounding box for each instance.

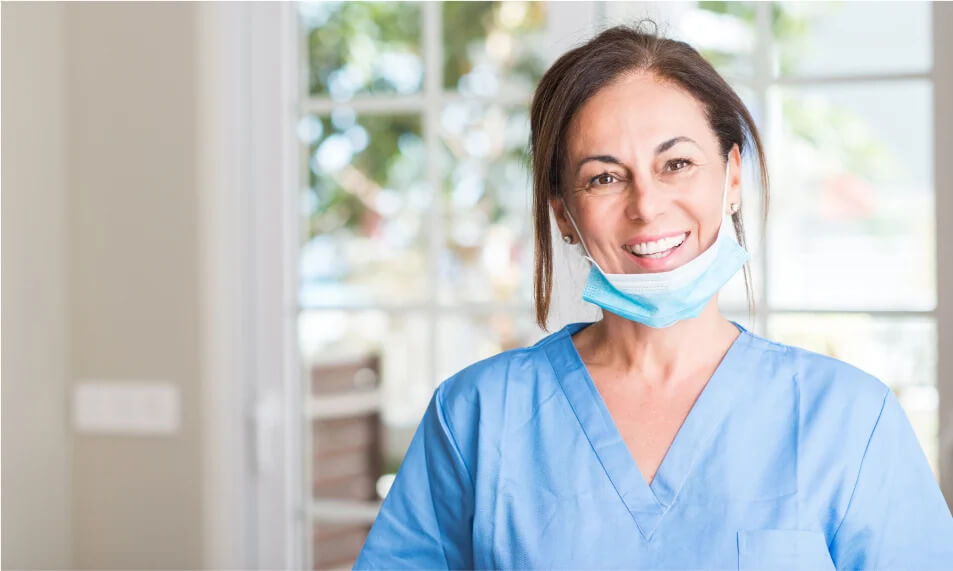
[573,136,700,176]
[573,154,623,177]
[655,136,699,154]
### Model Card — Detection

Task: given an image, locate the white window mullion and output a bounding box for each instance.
[771,71,932,86]
[423,2,443,392]
[303,94,427,115]
[767,309,938,318]
[438,90,532,107]
[733,71,933,89]
[754,1,773,336]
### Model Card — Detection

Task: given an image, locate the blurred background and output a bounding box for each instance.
[3,1,952,569]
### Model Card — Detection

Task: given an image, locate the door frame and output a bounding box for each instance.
[197,2,304,568]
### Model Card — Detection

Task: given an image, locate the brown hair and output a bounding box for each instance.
[528,19,769,331]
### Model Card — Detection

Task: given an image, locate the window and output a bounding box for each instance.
[296,2,946,567]
[297,2,564,568]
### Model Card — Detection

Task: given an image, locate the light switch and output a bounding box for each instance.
[73,381,180,435]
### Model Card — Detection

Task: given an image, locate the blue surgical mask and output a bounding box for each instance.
[562,160,749,328]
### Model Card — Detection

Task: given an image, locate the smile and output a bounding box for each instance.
[623,232,688,258]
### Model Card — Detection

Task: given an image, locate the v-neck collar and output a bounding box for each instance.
[542,320,753,541]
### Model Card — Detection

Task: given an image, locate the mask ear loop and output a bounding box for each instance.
[560,198,607,275]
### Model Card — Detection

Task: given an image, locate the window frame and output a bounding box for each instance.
[198,2,303,569]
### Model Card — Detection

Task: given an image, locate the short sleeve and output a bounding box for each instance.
[829,387,953,568]
[353,385,475,570]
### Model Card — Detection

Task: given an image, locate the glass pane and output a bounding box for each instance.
[766,82,934,310]
[301,2,423,98]
[435,311,545,383]
[437,102,534,304]
[676,2,757,80]
[773,2,931,78]
[302,309,430,567]
[311,522,372,570]
[443,1,548,95]
[603,2,756,80]
[300,308,434,497]
[300,112,430,307]
[300,309,432,428]
[767,313,938,477]
[718,259,759,316]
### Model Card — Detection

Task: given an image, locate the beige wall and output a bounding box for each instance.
[3,2,204,568]
[66,2,203,568]
[2,2,72,568]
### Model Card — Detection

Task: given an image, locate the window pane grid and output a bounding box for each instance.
[754,1,939,479]
[297,2,942,566]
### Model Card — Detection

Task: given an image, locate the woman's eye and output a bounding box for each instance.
[590,172,618,185]
[667,158,693,172]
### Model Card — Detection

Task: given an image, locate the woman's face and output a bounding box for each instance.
[552,71,742,274]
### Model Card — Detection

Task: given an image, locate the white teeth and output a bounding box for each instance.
[626,232,687,255]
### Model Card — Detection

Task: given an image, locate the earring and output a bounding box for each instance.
[563,234,574,244]
[729,202,740,214]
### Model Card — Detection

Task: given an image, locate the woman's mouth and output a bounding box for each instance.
[622,231,689,269]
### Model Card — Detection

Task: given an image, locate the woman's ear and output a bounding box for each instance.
[550,197,574,242]
[728,143,743,208]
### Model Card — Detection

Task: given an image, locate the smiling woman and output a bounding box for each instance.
[546,69,753,330]
[353,19,953,570]
[534,27,766,331]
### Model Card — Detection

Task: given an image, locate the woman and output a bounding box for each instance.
[354,22,953,569]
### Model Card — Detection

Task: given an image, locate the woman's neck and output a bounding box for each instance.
[572,296,739,389]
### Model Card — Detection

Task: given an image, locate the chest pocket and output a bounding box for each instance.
[737,529,835,570]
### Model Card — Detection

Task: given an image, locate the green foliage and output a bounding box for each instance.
[771,1,845,77]
[309,114,422,237]
[305,1,422,96]
[442,2,497,89]
[306,1,545,241]
[699,1,756,21]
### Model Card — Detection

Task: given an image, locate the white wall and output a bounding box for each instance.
[1,2,72,568]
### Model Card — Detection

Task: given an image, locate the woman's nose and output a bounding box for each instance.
[622,177,664,222]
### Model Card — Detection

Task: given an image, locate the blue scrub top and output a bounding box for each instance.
[354,321,953,569]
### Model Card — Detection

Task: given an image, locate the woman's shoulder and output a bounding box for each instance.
[432,322,577,425]
[742,327,891,426]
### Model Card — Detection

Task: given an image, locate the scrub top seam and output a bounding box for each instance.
[533,323,590,349]
[827,386,890,550]
[792,350,803,529]
[539,335,654,539]
[435,385,476,489]
[428,390,459,570]
[741,330,788,353]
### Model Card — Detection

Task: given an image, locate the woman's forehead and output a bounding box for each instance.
[567,74,712,160]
